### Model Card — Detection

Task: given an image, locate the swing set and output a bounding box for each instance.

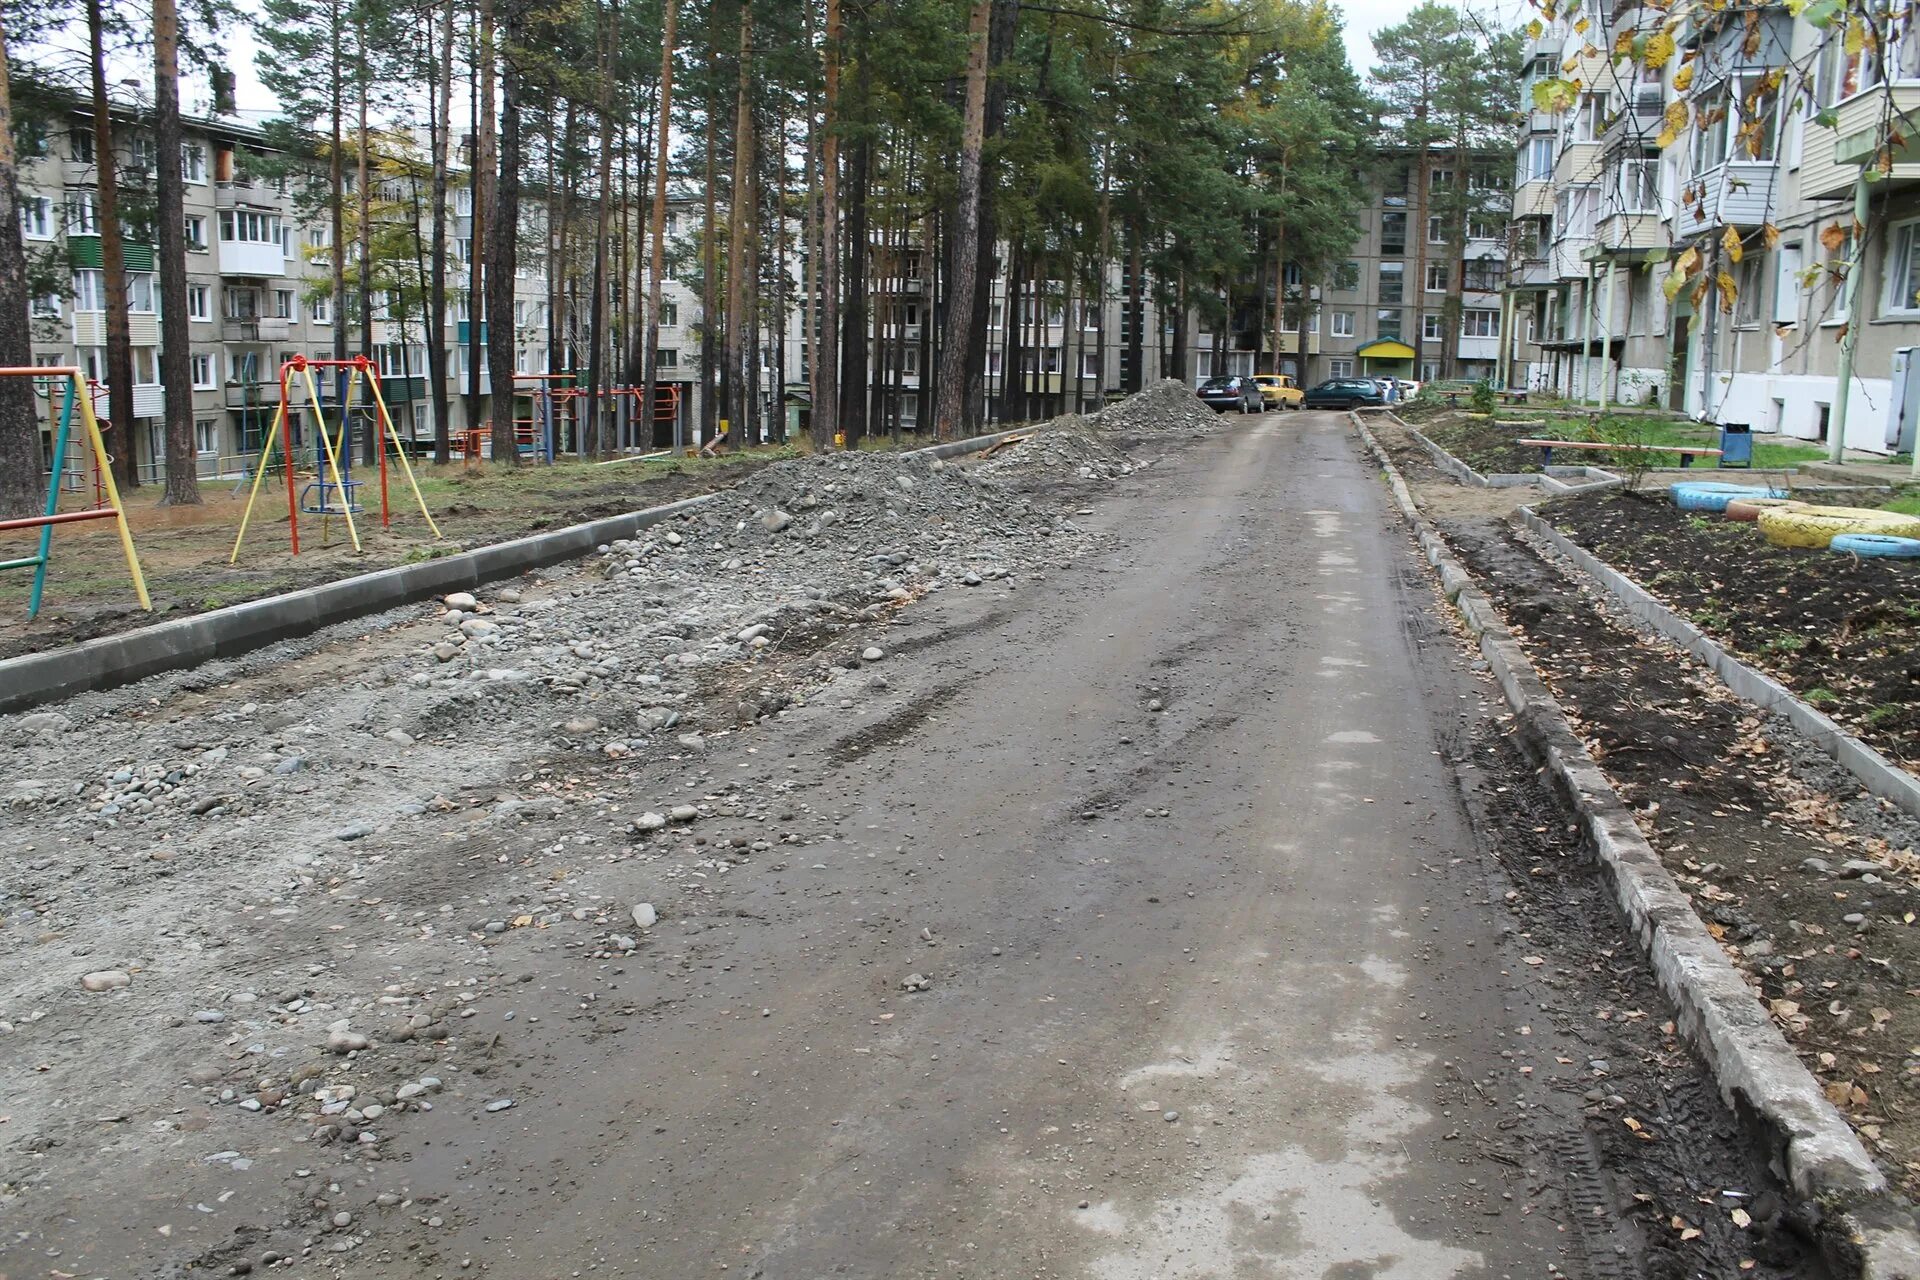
[0,366,149,618]
[230,355,442,561]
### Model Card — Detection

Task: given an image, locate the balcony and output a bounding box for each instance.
[96,385,164,422]
[218,239,287,277]
[1593,211,1667,253]
[72,311,159,346]
[1674,162,1777,237]
[222,316,291,342]
[1800,85,1920,200]
[1513,180,1554,218]
[1270,329,1323,356]
[1514,257,1556,288]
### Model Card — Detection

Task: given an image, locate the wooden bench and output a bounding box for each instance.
[1498,389,1530,405]
[1514,438,1724,468]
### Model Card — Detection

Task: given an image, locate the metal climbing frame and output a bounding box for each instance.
[0,366,150,617]
[230,355,443,560]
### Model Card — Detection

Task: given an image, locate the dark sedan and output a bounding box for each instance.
[1301,378,1389,410]
[1195,376,1263,413]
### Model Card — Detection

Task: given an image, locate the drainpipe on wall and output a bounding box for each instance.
[1830,170,1870,465]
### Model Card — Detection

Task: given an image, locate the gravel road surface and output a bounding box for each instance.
[0,407,1813,1279]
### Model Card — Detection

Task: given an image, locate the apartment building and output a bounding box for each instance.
[1506,1,1920,453]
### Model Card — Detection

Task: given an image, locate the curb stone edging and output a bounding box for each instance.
[0,427,1032,715]
[1515,506,1920,823]
[1386,411,1622,494]
[1353,413,1920,1278]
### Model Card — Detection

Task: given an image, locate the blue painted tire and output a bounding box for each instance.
[1830,533,1920,558]
[1670,482,1786,513]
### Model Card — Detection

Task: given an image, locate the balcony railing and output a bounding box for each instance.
[221,316,291,342]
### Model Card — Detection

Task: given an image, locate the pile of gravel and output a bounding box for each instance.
[1086,378,1219,437]
[976,415,1134,485]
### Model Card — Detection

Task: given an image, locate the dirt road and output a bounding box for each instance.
[0,410,1816,1279]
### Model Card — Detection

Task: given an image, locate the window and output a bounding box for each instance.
[194,418,216,455]
[1378,262,1404,304]
[1042,347,1062,374]
[1467,216,1502,241]
[1776,243,1804,325]
[1422,313,1443,341]
[1617,156,1658,213]
[1331,311,1355,337]
[1425,264,1449,293]
[310,292,332,324]
[132,348,157,385]
[1380,211,1407,257]
[72,269,103,312]
[187,283,210,320]
[129,135,159,172]
[1462,309,1501,338]
[128,273,154,312]
[1429,168,1454,191]
[218,209,280,244]
[185,214,208,250]
[661,300,679,327]
[71,129,95,164]
[274,289,296,321]
[1554,186,1596,241]
[1526,137,1554,181]
[1421,361,1440,382]
[306,224,332,264]
[1080,351,1098,377]
[191,353,216,388]
[903,347,921,375]
[989,301,1005,329]
[1735,254,1767,326]
[181,141,207,183]
[30,291,60,318]
[1463,259,1508,292]
[656,347,679,368]
[1886,223,1920,315]
[1427,216,1445,244]
[1329,359,1354,378]
[224,286,259,319]
[66,193,100,235]
[987,350,1003,376]
[1332,260,1361,291]
[1575,92,1611,141]
[18,197,53,240]
[1375,308,1403,340]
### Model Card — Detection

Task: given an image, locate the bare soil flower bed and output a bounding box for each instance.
[1542,491,1920,770]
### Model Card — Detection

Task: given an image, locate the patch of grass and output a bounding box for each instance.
[1805,687,1840,706]
[1763,634,1810,653]
[1867,703,1906,726]
[1882,495,1920,517]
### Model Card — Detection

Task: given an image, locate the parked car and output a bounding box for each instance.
[1253,374,1305,410]
[1302,378,1388,410]
[1196,376,1263,413]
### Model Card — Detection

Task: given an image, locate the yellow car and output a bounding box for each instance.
[1253,374,1305,410]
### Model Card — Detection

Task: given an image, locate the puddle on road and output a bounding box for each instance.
[1325,729,1380,744]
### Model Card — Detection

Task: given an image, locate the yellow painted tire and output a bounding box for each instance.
[1723,497,1803,523]
[1757,505,1920,549]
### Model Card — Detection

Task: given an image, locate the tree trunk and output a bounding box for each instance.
[465,0,494,439]
[724,1,755,444]
[700,72,719,445]
[153,0,201,504]
[932,0,990,439]
[427,0,455,463]
[88,0,139,490]
[814,0,843,449]
[331,0,348,383]
[641,0,679,449]
[771,97,787,443]
[1123,226,1142,393]
[800,91,818,443]
[1169,272,1187,385]
[839,53,871,446]
[0,23,41,517]
[356,16,375,464]
[487,34,523,464]
[585,0,617,456]
[1410,139,1430,380]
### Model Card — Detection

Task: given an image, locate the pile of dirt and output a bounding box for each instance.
[1544,490,1920,766]
[1085,378,1220,438]
[1420,415,1548,475]
[975,416,1134,485]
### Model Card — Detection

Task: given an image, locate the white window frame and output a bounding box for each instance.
[193,417,217,456]
[310,292,333,325]
[1328,359,1354,378]
[185,214,208,251]
[187,283,211,321]
[1425,263,1449,293]
[1422,312,1443,341]
[1331,311,1354,338]
[1775,243,1804,325]
[1527,137,1554,181]
[181,141,208,184]
[19,196,54,240]
[1462,308,1502,339]
[1884,220,1920,316]
[190,353,217,389]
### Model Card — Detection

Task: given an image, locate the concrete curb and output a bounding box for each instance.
[1353,413,1920,1278]
[0,428,1031,715]
[1386,412,1621,493]
[1515,506,1920,823]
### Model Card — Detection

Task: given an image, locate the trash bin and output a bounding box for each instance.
[1718,422,1753,468]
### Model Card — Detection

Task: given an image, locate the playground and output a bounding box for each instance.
[0,446,790,661]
